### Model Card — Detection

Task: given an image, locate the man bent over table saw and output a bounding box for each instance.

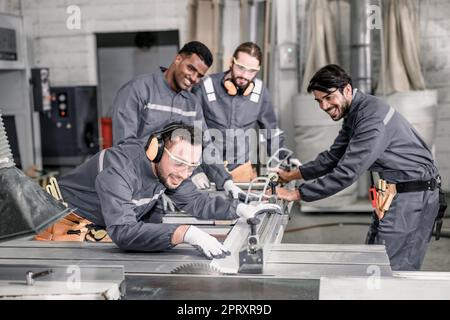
[52,123,280,259]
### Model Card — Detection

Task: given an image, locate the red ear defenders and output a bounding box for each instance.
[145,124,186,163]
[223,79,254,96]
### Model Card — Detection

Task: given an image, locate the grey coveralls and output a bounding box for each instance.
[58,142,238,252]
[192,72,286,170]
[298,90,440,271]
[111,67,230,187]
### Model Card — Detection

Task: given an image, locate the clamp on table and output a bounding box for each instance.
[237,206,282,274]
[238,217,264,274]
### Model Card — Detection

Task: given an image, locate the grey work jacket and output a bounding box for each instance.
[299,90,438,201]
[58,142,238,252]
[192,72,286,169]
[111,67,231,187]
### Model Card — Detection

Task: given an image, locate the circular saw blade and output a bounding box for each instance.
[171,262,222,275]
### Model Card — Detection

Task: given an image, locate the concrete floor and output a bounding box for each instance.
[282,198,450,272]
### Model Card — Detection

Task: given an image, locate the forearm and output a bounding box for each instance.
[300,122,388,201]
[107,222,178,252]
[299,127,350,180]
[299,151,338,180]
[277,166,303,182]
[276,187,301,202]
[168,181,239,220]
[183,193,239,220]
[293,167,303,180]
[172,225,190,245]
[200,162,231,188]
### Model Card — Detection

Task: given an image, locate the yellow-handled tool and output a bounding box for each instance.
[45,177,67,207]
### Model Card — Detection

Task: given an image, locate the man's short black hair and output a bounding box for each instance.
[178,41,213,67]
[307,64,353,94]
[161,122,203,147]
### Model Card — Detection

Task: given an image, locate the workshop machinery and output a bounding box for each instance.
[0,13,39,170]
[0,148,390,299]
[1,141,450,299]
[39,86,99,167]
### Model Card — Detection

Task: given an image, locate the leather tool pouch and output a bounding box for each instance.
[35,212,89,241]
[229,161,257,183]
[35,177,112,242]
[374,179,397,220]
[35,214,112,242]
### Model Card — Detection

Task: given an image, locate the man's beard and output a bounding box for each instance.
[174,74,186,92]
[155,163,183,190]
[339,99,351,119]
[155,163,170,189]
[231,71,253,91]
[326,98,351,121]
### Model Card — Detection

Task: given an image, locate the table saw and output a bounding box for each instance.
[1,125,450,300]
[2,175,450,300]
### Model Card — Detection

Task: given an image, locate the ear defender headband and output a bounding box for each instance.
[223,56,260,96]
[223,78,254,96]
[145,124,186,163]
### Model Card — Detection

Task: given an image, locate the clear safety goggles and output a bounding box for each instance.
[232,57,260,73]
[164,147,200,173]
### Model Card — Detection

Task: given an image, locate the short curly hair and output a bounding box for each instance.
[178,41,213,67]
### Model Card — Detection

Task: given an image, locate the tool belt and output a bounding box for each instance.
[368,179,397,220]
[369,175,447,240]
[35,212,112,242]
[395,177,440,193]
[35,176,111,242]
[395,176,446,240]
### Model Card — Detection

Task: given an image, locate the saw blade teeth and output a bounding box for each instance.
[170,262,222,275]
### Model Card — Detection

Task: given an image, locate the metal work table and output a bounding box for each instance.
[0,237,392,300]
[0,179,395,299]
[0,241,392,278]
[0,263,124,300]
[124,275,320,300]
[2,181,449,299]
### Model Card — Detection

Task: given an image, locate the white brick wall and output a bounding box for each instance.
[6,0,450,189]
[419,0,450,191]
[0,0,21,15]
[301,0,450,191]
[20,0,189,86]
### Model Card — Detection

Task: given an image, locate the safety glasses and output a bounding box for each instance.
[314,88,339,104]
[232,57,260,74]
[164,147,200,173]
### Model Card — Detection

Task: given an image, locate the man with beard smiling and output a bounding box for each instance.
[111,41,244,204]
[192,42,294,187]
[272,64,445,271]
[58,123,280,258]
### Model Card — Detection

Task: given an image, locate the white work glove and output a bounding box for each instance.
[223,180,245,199]
[289,158,302,167]
[183,225,230,259]
[236,202,282,220]
[191,172,211,189]
[161,193,176,212]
